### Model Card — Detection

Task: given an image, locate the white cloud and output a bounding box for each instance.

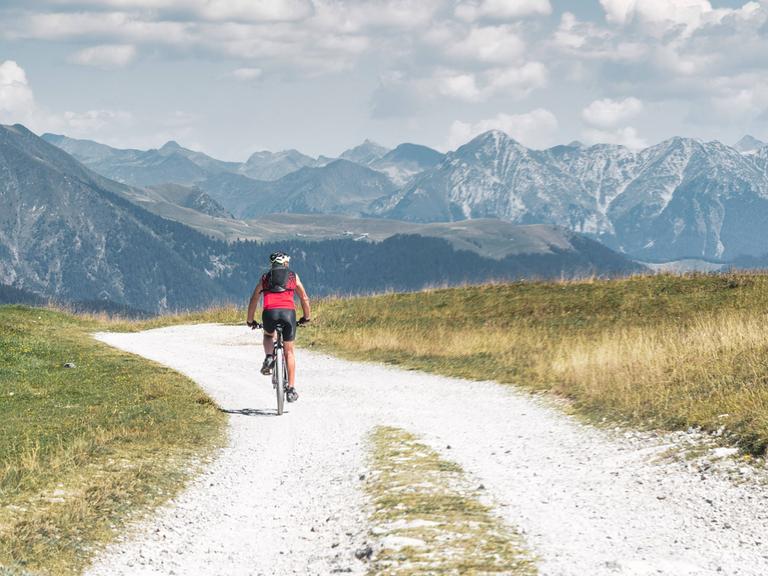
[599,0,761,36]
[582,97,643,128]
[708,75,768,120]
[599,0,715,29]
[206,23,368,74]
[600,0,638,25]
[436,72,482,101]
[455,0,551,22]
[553,12,646,61]
[447,108,558,149]
[232,67,263,80]
[13,11,191,43]
[427,61,547,103]
[71,44,137,68]
[197,0,314,22]
[0,60,134,140]
[313,0,443,32]
[583,126,647,149]
[0,60,36,122]
[47,0,314,23]
[448,25,526,64]
[387,58,548,109]
[581,96,646,148]
[486,62,547,97]
[370,55,548,115]
[0,0,540,87]
[8,9,371,75]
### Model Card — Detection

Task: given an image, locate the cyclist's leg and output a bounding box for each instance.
[284,341,296,388]
[260,310,278,375]
[262,331,275,356]
[261,310,278,355]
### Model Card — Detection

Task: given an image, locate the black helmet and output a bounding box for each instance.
[269,252,290,266]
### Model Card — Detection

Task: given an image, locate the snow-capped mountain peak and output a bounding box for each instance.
[734,135,766,155]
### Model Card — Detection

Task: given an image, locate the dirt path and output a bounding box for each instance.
[87,324,768,576]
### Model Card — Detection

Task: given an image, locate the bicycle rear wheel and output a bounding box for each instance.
[274,347,285,415]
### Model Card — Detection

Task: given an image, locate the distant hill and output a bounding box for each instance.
[201,159,398,218]
[42,133,209,186]
[339,139,390,165]
[225,234,644,297]
[239,149,318,180]
[145,183,233,219]
[158,140,240,174]
[2,124,228,311]
[371,143,445,185]
[214,214,612,260]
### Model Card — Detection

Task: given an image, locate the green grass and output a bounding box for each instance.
[307,273,768,455]
[0,306,226,575]
[366,426,535,575]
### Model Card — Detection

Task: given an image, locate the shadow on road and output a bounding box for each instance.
[220,408,284,417]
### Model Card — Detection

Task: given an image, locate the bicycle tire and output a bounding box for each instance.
[274,347,285,415]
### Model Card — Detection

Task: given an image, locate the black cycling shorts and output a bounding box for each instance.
[262,308,297,342]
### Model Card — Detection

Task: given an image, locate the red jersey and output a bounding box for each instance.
[261,271,297,310]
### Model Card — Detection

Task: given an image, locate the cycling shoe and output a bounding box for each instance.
[260,355,274,375]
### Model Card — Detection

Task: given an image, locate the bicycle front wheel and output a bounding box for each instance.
[274,347,285,416]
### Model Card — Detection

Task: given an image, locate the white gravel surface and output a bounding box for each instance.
[87,324,768,576]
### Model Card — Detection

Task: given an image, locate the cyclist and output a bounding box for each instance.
[246,252,311,403]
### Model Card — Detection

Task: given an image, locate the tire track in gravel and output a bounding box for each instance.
[86,324,768,576]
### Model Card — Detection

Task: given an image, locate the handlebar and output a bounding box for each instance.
[247,318,311,330]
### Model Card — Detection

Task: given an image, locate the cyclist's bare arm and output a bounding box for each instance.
[295,275,311,320]
[246,283,263,324]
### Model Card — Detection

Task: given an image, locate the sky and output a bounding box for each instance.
[1,0,767,160]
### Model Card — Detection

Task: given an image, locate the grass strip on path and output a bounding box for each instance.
[0,306,226,575]
[308,274,768,455]
[366,426,536,575]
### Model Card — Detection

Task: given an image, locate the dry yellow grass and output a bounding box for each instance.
[307,274,768,454]
[366,426,536,575]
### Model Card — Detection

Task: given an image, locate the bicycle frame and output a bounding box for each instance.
[272,325,288,415]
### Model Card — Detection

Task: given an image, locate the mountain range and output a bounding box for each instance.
[2,124,640,313]
[42,130,768,262]
[383,132,768,261]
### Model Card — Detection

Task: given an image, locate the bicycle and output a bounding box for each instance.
[249,319,297,415]
[271,323,288,415]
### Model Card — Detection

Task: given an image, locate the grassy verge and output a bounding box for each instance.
[307,274,768,455]
[0,306,226,575]
[366,426,535,575]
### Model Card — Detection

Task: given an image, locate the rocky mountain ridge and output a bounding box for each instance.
[378,131,768,260]
[41,130,768,261]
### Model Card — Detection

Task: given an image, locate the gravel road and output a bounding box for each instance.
[87,324,768,576]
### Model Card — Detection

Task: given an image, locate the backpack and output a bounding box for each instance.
[264,267,294,293]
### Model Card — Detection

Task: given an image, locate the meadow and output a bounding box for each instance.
[305,273,768,456]
[68,271,768,456]
[0,307,225,575]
